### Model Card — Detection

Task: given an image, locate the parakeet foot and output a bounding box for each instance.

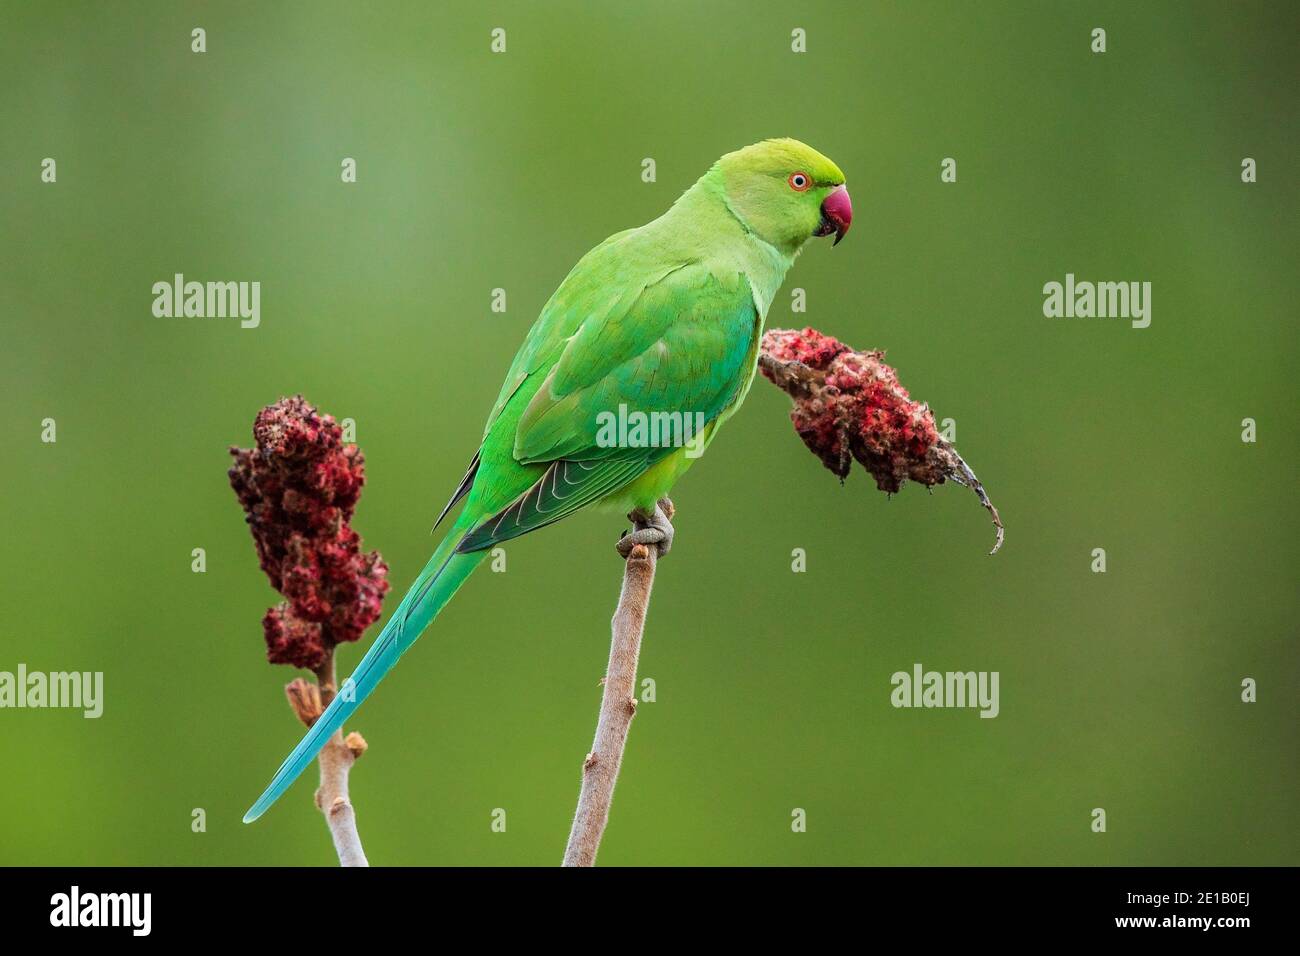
[616,498,675,558]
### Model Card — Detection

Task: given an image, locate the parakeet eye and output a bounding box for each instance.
[788,172,811,191]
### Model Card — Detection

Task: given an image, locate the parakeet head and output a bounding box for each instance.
[715,138,852,251]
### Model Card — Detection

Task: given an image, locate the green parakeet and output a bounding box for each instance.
[244,138,852,822]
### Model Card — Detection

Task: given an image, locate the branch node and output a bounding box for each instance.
[285,677,323,727]
[300,652,370,866]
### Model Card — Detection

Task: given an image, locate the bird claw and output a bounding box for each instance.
[615,498,675,558]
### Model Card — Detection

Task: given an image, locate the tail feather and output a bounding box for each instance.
[243,527,485,823]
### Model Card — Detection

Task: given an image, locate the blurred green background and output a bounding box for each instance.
[1,1,1296,866]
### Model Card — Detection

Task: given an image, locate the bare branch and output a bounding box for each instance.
[562,500,670,866]
[314,727,368,867]
[282,655,370,867]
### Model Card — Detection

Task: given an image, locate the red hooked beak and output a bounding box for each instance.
[816,184,853,245]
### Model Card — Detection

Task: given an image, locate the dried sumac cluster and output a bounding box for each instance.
[760,328,1003,553]
[230,396,390,669]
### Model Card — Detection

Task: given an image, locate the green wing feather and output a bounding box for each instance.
[513,265,757,463]
[455,455,655,552]
[458,242,760,549]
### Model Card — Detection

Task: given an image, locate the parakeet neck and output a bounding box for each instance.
[664,172,798,317]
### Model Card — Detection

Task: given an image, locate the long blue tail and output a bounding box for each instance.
[243,527,485,823]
